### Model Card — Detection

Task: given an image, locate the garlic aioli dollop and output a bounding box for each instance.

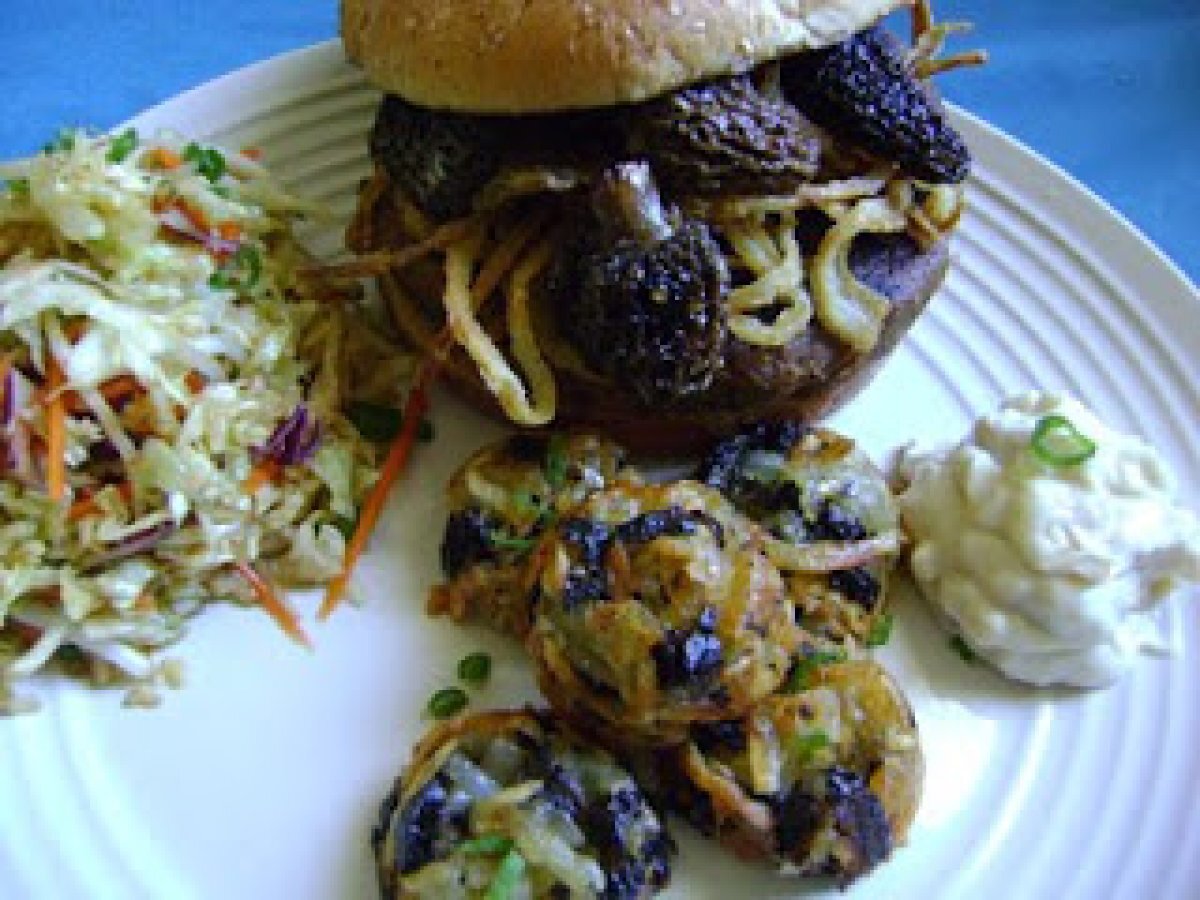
[894,392,1200,688]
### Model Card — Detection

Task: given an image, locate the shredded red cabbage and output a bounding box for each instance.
[253,405,322,466]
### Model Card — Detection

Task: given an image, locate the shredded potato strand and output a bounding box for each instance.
[504,240,558,424]
[445,232,556,427]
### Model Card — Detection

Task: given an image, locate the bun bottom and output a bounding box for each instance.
[379,231,948,456]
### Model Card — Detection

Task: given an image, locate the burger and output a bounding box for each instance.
[340,0,981,454]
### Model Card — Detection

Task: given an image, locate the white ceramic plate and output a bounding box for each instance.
[2,41,1197,900]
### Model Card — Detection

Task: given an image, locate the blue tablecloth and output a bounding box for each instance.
[7,0,1199,284]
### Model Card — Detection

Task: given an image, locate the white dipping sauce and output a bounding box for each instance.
[895,392,1200,688]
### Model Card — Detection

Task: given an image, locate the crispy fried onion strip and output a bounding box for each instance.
[811,197,908,354]
[725,212,812,347]
[444,233,557,426]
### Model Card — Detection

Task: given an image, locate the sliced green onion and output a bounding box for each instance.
[950,635,978,664]
[792,729,830,763]
[489,534,537,553]
[485,848,527,900]
[544,434,568,489]
[329,513,358,541]
[1030,414,1096,467]
[781,648,847,694]
[184,142,227,183]
[866,611,894,648]
[346,401,403,442]
[460,834,514,856]
[42,129,76,155]
[208,246,262,292]
[457,651,492,686]
[427,686,469,719]
[4,178,30,199]
[511,490,544,516]
[106,128,139,164]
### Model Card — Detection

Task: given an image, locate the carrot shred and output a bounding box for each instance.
[235,562,312,649]
[240,146,263,161]
[63,372,143,415]
[185,370,207,394]
[318,362,435,620]
[68,481,133,521]
[242,458,282,495]
[145,146,183,170]
[44,356,67,502]
[216,220,242,242]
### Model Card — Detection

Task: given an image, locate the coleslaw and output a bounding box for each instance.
[0,128,414,711]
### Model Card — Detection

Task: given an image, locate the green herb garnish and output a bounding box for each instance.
[346,401,403,442]
[427,686,469,719]
[486,848,527,900]
[106,128,139,164]
[781,648,847,694]
[793,729,830,763]
[42,129,76,155]
[866,612,894,648]
[1030,414,1096,467]
[950,635,979,664]
[489,533,538,553]
[460,834,514,856]
[208,245,262,292]
[457,651,492,686]
[544,434,568,489]
[184,142,227,183]
[329,513,358,541]
[4,178,30,199]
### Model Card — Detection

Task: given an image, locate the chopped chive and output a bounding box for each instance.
[418,419,435,443]
[457,651,492,686]
[460,834,514,856]
[866,611,894,648]
[427,686,469,719]
[781,648,847,694]
[950,635,979,664]
[346,401,403,442]
[544,434,568,489]
[793,729,830,763]
[1030,414,1096,467]
[485,848,527,900]
[183,142,227,183]
[106,128,139,164]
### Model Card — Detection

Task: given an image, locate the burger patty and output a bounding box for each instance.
[359,23,966,450]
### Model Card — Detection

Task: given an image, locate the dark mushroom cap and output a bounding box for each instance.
[431,433,639,639]
[373,709,675,900]
[652,657,922,882]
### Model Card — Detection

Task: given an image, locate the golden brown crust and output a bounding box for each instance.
[341,0,911,112]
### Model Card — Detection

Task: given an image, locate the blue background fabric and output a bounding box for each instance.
[5,0,1198,283]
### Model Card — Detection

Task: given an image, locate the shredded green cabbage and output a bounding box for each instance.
[0,128,415,711]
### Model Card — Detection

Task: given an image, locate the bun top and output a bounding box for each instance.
[341,0,910,113]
